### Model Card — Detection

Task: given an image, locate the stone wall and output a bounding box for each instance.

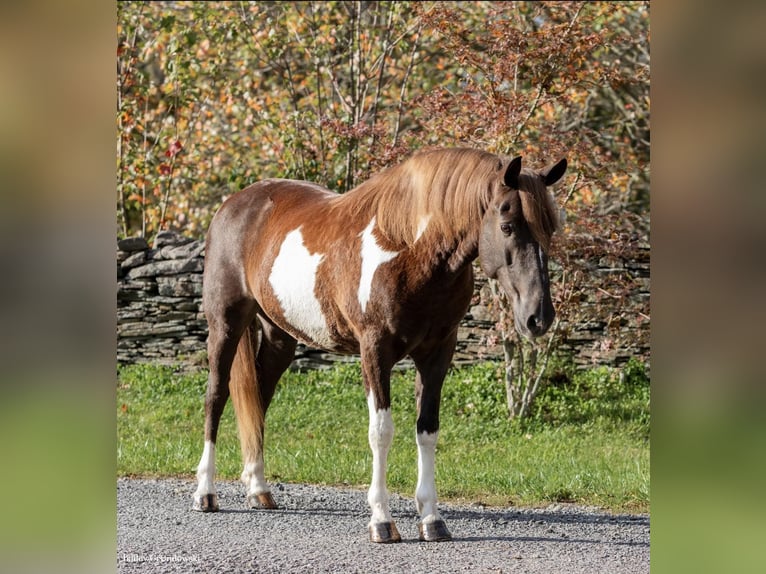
[117,231,649,370]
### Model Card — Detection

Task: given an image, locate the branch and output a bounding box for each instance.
[501,337,518,417]
[140,91,150,237]
[368,3,395,149]
[564,2,585,37]
[597,287,622,300]
[561,172,581,207]
[236,1,295,77]
[509,2,584,153]
[117,9,144,237]
[510,84,544,151]
[159,52,184,234]
[328,68,353,116]
[117,85,128,236]
[393,22,422,146]
[518,317,560,419]
[306,2,327,181]
[352,0,363,124]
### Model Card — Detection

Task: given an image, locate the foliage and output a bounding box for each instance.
[117,360,649,510]
[406,1,649,210]
[440,358,650,438]
[117,1,427,238]
[529,357,650,437]
[117,1,649,239]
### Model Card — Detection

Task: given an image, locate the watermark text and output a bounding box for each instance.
[121,553,200,564]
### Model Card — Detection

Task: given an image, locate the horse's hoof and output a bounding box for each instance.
[247,492,278,510]
[369,522,402,543]
[192,494,219,512]
[418,519,452,542]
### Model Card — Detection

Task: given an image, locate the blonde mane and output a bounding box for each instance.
[334,147,559,250]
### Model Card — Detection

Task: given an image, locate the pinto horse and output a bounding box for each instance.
[192,147,566,543]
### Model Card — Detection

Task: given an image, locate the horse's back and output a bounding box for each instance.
[210,178,333,232]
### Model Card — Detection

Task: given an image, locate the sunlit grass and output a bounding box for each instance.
[117,361,649,512]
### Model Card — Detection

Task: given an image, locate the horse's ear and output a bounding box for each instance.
[504,156,522,189]
[542,158,567,186]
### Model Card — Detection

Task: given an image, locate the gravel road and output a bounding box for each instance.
[117,478,649,573]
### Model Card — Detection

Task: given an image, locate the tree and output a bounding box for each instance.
[117,1,428,239]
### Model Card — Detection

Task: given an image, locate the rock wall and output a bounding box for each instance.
[117,231,649,370]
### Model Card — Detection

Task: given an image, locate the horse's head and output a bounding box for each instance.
[479,156,567,339]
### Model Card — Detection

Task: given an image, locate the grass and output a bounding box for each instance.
[117,359,649,513]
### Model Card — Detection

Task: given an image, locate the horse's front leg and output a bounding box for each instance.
[363,351,400,543]
[412,337,456,542]
[414,428,451,541]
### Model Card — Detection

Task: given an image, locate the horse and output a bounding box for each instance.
[192,147,567,543]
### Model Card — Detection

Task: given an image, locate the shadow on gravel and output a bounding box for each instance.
[211,503,650,535]
[443,508,650,528]
[453,535,649,547]
[217,507,362,518]
[212,506,649,549]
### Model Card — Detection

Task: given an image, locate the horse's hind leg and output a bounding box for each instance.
[192,297,256,512]
[239,317,296,509]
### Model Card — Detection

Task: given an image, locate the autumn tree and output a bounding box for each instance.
[117,1,427,239]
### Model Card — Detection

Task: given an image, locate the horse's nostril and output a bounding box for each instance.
[527,315,540,332]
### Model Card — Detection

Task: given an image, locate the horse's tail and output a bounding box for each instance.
[229,320,263,462]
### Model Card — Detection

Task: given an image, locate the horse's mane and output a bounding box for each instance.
[516,171,560,252]
[334,147,559,250]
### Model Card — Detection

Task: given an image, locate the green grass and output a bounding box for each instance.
[117,360,649,513]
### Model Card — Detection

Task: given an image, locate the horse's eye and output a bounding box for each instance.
[500,223,513,236]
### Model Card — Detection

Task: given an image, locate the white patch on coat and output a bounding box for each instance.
[415,213,432,242]
[194,440,216,500]
[358,218,399,313]
[367,393,395,525]
[415,431,442,524]
[269,227,334,348]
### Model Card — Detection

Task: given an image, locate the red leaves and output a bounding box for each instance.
[165,140,183,158]
[159,140,183,175]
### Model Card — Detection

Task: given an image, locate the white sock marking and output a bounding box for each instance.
[416,431,442,524]
[358,218,399,313]
[269,227,334,348]
[194,440,216,498]
[241,454,270,497]
[367,393,395,525]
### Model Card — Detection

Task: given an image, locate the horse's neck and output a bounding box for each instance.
[409,223,480,276]
[446,228,481,272]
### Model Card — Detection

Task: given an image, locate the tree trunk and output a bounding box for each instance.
[502,338,520,419]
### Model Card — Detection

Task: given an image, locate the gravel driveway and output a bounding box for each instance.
[117,478,649,573]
